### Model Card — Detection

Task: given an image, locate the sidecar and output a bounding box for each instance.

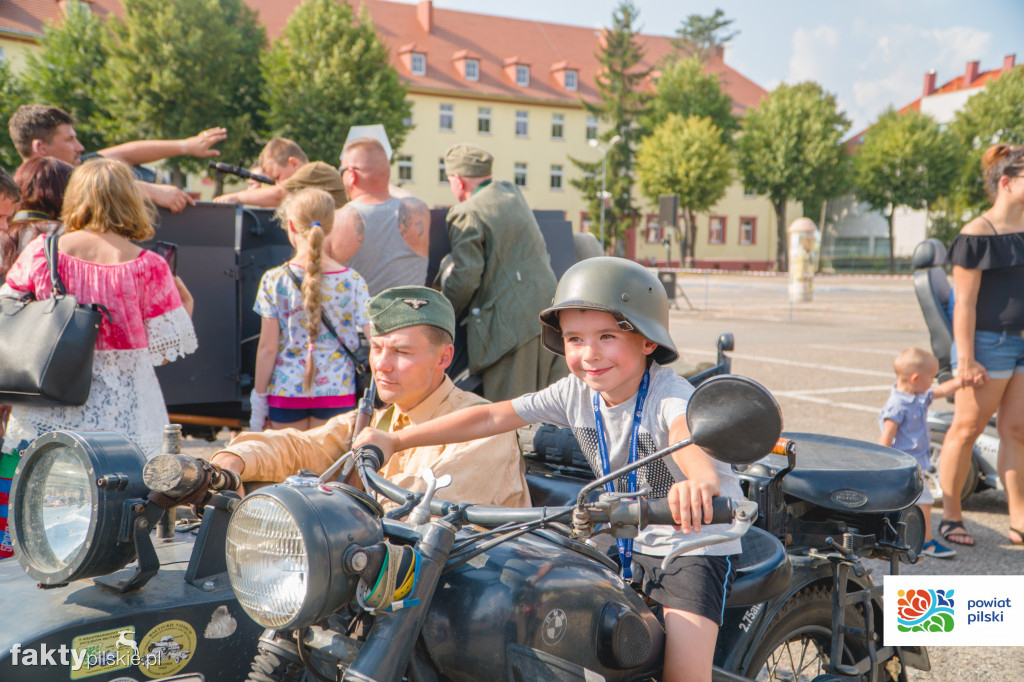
[0,431,263,681]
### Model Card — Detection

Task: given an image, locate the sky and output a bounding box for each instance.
[394,0,1023,135]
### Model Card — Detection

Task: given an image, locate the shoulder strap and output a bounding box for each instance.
[284,265,364,370]
[45,235,67,296]
[980,214,999,235]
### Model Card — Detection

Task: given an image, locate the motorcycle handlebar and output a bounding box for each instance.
[356,446,737,529]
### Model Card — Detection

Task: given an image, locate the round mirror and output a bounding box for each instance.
[686,375,782,464]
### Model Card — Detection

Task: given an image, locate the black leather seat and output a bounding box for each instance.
[725,526,791,607]
[912,238,954,381]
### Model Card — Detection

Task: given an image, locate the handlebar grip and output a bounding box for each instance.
[355,444,385,471]
[646,497,734,526]
[771,438,794,456]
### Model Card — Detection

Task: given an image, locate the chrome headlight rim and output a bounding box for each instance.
[225,482,383,630]
[10,430,147,585]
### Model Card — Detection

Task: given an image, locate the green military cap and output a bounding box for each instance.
[443,143,493,178]
[367,285,456,338]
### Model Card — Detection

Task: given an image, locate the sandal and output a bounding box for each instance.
[939,520,975,547]
[1010,527,1024,546]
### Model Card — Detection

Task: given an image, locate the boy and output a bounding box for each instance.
[354,257,742,682]
[879,347,962,558]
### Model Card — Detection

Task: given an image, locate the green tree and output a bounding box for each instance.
[0,61,28,170]
[643,57,738,142]
[570,0,651,251]
[22,0,111,152]
[101,0,266,180]
[737,82,851,270]
[853,107,959,272]
[672,9,738,62]
[949,67,1024,213]
[637,115,732,263]
[262,0,410,165]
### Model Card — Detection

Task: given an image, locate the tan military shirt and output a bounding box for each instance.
[220,376,530,508]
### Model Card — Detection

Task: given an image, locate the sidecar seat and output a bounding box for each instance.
[912,238,954,382]
[724,526,792,607]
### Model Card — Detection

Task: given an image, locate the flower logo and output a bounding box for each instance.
[896,588,955,632]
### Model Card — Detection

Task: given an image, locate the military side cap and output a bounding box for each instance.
[367,285,456,338]
[444,143,493,177]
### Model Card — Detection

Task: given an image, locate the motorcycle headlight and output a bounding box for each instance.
[226,480,383,629]
[10,431,148,585]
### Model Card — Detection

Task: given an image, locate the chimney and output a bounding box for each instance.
[923,70,936,96]
[963,60,980,87]
[417,1,433,33]
[1004,54,1017,72]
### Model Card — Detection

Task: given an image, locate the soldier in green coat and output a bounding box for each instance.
[441,143,567,401]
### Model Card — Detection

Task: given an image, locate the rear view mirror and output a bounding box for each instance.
[686,375,782,465]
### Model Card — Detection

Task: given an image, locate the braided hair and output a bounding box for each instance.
[276,188,336,393]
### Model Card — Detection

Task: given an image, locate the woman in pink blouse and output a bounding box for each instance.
[1,158,196,460]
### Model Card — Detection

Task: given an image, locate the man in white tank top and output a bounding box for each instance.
[327,138,429,295]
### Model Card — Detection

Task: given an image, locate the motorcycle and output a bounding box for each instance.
[226,375,928,682]
[912,238,1002,503]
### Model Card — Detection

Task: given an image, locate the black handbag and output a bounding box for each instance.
[284,265,371,397]
[0,236,108,406]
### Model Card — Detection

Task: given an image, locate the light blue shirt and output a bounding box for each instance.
[879,385,932,469]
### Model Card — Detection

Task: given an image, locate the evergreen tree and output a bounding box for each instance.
[637,115,733,263]
[672,9,738,62]
[570,0,651,251]
[949,67,1024,213]
[262,0,411,165]
[23,0,111,152]
[643,57,738,142]
[853,107,959,272]
[737,82,851,270]
[101,0,267,179]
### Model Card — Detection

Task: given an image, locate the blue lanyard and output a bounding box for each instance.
[592,363,651,579]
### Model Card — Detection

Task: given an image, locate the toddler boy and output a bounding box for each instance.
[879,347,962,558]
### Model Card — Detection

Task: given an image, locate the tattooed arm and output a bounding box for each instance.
[327,203,366,264]
[398,196,431,259]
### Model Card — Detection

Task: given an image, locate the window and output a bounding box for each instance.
[565,69,578,91]
[514,162,528,188]
[438,157,448,184]
[551,113,565,140]
[410,53,426,76]
[477,107,491,134]
[645,215,662,243]
[739,217,756,245]
[395,155,413,183]
[439,103,454,132]
[515,110,528,137]
[465,59,479,81]
[585,115,598,140]
[580,212,594,235]
[709,216,725,245]
[550,164,563,190]
[402,102,413,128]
[516,64,530,86]
[743,186,757,198]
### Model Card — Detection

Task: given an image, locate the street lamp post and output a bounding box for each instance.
[589,135,621,252]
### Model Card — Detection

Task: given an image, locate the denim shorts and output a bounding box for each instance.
[268,405,352,424]
[953,330,1024,380]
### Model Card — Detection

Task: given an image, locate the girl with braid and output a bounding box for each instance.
[250,188,371,431]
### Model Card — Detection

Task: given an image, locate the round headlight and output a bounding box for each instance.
[10,431,148,585]
[226,481,383,629]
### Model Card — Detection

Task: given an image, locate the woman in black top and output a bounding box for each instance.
[938,144,1024,547]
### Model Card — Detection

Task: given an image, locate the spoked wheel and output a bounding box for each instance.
[742,586,890,682]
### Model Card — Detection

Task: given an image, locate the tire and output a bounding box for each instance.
[928,436,979,504]
[742,585,891,682]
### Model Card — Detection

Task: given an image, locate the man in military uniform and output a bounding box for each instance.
[441,143,566,401]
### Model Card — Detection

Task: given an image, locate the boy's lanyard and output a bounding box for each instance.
[592,363,651,579]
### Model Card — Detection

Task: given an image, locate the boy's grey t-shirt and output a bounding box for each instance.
[512,362,742,556]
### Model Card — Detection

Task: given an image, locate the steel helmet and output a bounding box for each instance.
[539,257,678,364]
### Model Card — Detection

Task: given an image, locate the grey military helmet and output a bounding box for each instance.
[539,257,679,364]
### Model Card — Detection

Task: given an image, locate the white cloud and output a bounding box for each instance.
[788,25,841,84]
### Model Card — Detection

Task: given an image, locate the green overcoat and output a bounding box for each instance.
[442,180,558,374]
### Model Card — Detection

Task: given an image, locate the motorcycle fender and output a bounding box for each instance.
[714,556,877,674]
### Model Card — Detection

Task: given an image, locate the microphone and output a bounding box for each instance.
[208,161,276,185]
